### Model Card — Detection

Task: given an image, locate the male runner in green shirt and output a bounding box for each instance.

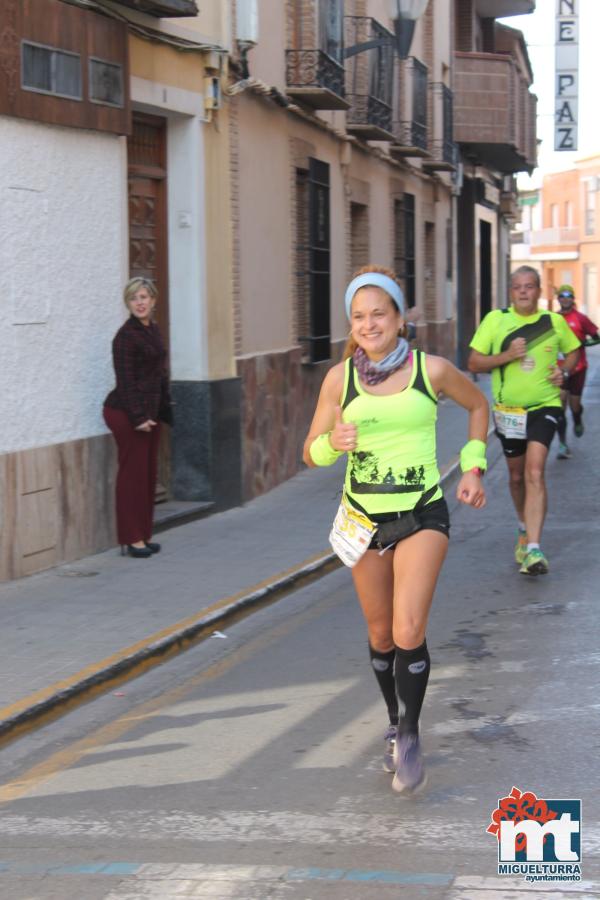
[468,266,580,575]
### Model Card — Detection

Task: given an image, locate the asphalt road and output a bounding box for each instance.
[0,357,599,900]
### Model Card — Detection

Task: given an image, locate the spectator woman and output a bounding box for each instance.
[103,277,172,558]
[303,265,488,794]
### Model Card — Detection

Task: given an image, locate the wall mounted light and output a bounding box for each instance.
[345,0,429,60]
[236,0,258,78]
[391,0,430,59]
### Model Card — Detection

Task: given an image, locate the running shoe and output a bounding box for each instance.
[519,548,549,576]
[383,724,396,773]
[574,422,584,437]
[514,528,528,565]
[392,732,427,794]
[557,442,571,459]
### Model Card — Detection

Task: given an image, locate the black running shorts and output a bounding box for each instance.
[496,405,565,458]
[367,497,450,550]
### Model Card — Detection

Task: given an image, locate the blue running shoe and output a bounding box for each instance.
[392,732,427,794]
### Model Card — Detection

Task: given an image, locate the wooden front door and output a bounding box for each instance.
[127,114,170,500]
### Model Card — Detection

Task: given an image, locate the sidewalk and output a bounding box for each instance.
[0,376,495,743]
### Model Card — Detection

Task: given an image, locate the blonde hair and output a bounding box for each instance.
[342,264,406,360]
[123,276,158,308]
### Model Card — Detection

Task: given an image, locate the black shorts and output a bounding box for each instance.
[564,369,586,397]
[367,497,450,550]
[496,406,565,458]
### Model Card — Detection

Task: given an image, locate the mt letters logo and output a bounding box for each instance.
[487,786,582,883]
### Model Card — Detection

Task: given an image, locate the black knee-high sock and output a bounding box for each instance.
[573,405,583,426]
[557,414,567,442]
[369,645,398,726]
[394,641,431,736]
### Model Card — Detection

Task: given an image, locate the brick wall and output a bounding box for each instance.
[350,201,370,272]
[229,92,242,357]
[288,0,317,50]
[424,220,437,322]
[455,0,473,53]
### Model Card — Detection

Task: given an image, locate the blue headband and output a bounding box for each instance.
[344,273,405,319]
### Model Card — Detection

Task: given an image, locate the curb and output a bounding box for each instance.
[0,552,341,746]
[0,431,500,746]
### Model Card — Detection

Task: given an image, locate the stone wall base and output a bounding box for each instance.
[0,434,116,583]
[237,340,345,502]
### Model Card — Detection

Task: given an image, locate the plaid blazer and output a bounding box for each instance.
[104,316,172,427]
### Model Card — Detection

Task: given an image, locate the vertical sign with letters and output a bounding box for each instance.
[555,0,579,151]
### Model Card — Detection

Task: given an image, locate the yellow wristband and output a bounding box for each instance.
[309,432,343,466]
[460,439,487,474]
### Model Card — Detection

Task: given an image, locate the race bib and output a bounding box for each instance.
[329,496,376,568]
[493,404,527,439]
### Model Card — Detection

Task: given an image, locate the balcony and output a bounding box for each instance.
[286,51,349,110]
[390,57,429,158]
[422,83,457,172]
[454,52,537,174]
[422,139,457,171]
[530,227,579,247]
[345,17,394,140]
[115,0,198,15]
[500,190,519,219]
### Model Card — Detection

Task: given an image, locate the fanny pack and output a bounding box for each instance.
[371,485,439,552]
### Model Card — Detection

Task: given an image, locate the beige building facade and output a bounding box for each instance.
[230,0,456,501]
[512,156,600,321]
[229,0,537,499]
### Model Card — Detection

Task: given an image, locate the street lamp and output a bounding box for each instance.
[344,0,429,60]
[236,0,258,78]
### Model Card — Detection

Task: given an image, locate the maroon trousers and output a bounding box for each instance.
[103,407,161,546]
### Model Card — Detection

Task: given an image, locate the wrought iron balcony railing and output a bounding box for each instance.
[391,120,428,156]
[346,93,393,139]
[422,83,455,171]
[423,139,457,171]
[286,50,349,110]
[390,57,429,157]
[344,16,394,140]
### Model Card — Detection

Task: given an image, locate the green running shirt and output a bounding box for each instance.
[470,307,580,410]
[342,350,441,515]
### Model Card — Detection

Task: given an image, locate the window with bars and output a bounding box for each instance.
[369,21,393,107]
[394,194,416,308]
[295,158,331,363]
[319,0,344,62]
[22,41,82,100]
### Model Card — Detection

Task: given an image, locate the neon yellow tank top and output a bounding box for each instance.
[342,350,441,514]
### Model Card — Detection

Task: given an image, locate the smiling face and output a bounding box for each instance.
[557,291,575,312]
[126,286,155,325]
[511,272,541,317]
[350,287,403,360]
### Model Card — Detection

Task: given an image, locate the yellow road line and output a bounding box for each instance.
[0,589,340,804]
[0,550,333,724]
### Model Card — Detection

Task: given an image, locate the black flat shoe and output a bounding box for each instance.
[144,541,161,554]
[121,544,153,558]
